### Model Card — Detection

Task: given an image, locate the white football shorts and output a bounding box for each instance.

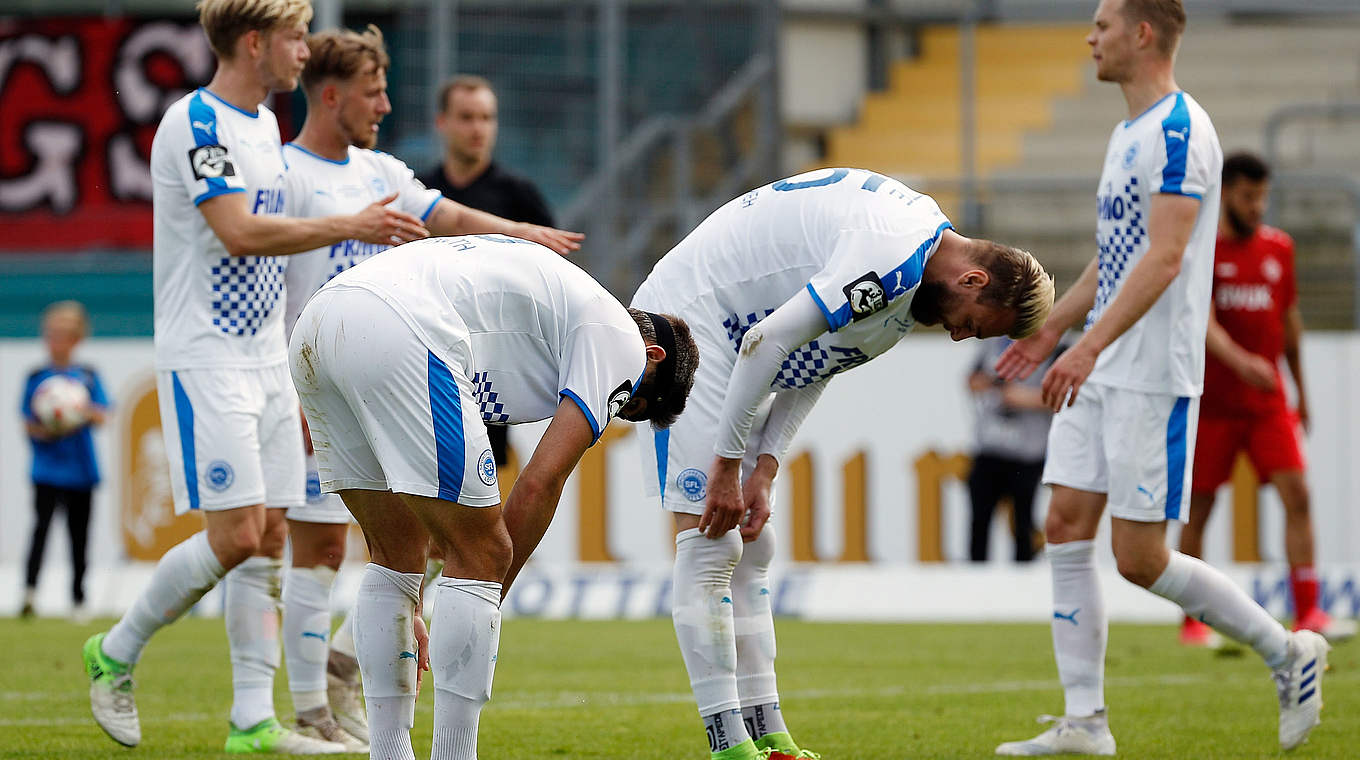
[633,322,773,515]
[156,362,306,515]
[284,450,353,524]
[1042,381,1199,523]
[288,285,500,508]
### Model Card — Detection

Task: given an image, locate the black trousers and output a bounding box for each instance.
[25,483,93,604]
[487,423,510,466]
[967,454,1044,562]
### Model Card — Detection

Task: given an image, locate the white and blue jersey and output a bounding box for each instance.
[149,88,291,370]
[280,143,442,336]
[1087,91,1221,396]
[633,167,950,391]
[320,235,647,444]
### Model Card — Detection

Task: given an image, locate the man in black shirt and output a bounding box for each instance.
[419,75,577,469]
[419,75,558,232]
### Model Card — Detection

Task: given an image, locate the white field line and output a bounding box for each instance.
[3,669,1352,726]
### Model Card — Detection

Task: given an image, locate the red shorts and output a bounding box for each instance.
[1191,409,1305,494]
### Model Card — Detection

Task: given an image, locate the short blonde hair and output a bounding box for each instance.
[42,300,90,337]
[302,25,390,91]
[197,0,313,59]
[972,240,1055,339]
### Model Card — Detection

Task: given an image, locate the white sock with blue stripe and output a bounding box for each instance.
[1149,551,1290,667]
[355,563,423,760]
[103,531,225,665]
[283,565,336,714]
[732,525,784,732]
[1048,540,1106,718]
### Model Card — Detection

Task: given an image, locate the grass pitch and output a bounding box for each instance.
[1,616,1354,759]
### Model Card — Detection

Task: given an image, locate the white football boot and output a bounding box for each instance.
[1275,630,1330,750]
[996,710,1116,756]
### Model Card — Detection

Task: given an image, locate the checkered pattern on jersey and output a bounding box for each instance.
[721,310,871,390]
[1091,177,1146,328]
[211,256,284,336]
[472,371,509,423]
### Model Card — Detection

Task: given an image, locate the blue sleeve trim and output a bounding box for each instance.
[560,388,602,444]
[420,196,442,222]
[805,283,839,332]
[1159,93,1191,195]
[171,372,200,511]
[193,186,245,206]
[188,91,232,199]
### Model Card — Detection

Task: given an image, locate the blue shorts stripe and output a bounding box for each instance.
[427,351,466,502]
[1165,396,1190,520]
[654,428,671,502]
[171,372,200,511]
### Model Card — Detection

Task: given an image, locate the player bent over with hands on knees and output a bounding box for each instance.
[288,234,697,760]
[82,0,430,754]
[993,1,1330,755]
[275,24,585,752]
[631,166,1054,760]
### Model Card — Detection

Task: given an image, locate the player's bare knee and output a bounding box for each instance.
[1113,552,1161,589]
[211,526,262,569]
[441,525,512,582]
[256,519,289,558]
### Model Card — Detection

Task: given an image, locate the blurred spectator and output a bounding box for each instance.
[418,74,562,469]
[20,301,109,620]
[966,336,1061,562]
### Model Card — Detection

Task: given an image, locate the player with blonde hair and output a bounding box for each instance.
[82,0,430,753]
[995,0,1329,754]
[631,167,1052,760]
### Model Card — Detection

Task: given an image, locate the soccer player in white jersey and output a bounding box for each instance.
[287,235,698,760]
[994,1,1329,755]
[276,26,584,750]
[631,166,1055,760]
[81,1,433,754]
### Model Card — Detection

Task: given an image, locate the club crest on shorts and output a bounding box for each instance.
[206,460,235,492]
[188,144,235,180]
[677,468,707,502]
[478,448,497,486]
[607,380,633,422]
[843,271,887,320]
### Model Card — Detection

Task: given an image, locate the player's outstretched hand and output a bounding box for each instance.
[699,456,745,539]
[995,327,1061,381]
[1235,353,1279,393]
[352,192,430,246]
[512,222,585,256]
[1040,340,1098,412]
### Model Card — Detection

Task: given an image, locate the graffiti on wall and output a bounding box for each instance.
[0,17,212,249]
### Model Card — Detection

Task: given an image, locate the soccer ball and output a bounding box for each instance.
[31,374,91,435]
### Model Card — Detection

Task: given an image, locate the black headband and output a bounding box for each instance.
[641,311,677,416]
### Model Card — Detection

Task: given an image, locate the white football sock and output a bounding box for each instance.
[355,563,422,760]
[1149,551,1291,667]
[283,565,336,714]
[672,528,745,719]
[331,606,358,661]
[732,524,781,713]
[103,531,225,665]
[1048,540,1106,718]
[430,578,502,760]
[226,556,283,730]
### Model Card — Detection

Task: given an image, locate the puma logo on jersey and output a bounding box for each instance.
[191,120,213,134]
[1165,127,1188,142]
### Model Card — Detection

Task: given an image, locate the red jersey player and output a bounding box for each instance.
[1179,151,1355,646]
